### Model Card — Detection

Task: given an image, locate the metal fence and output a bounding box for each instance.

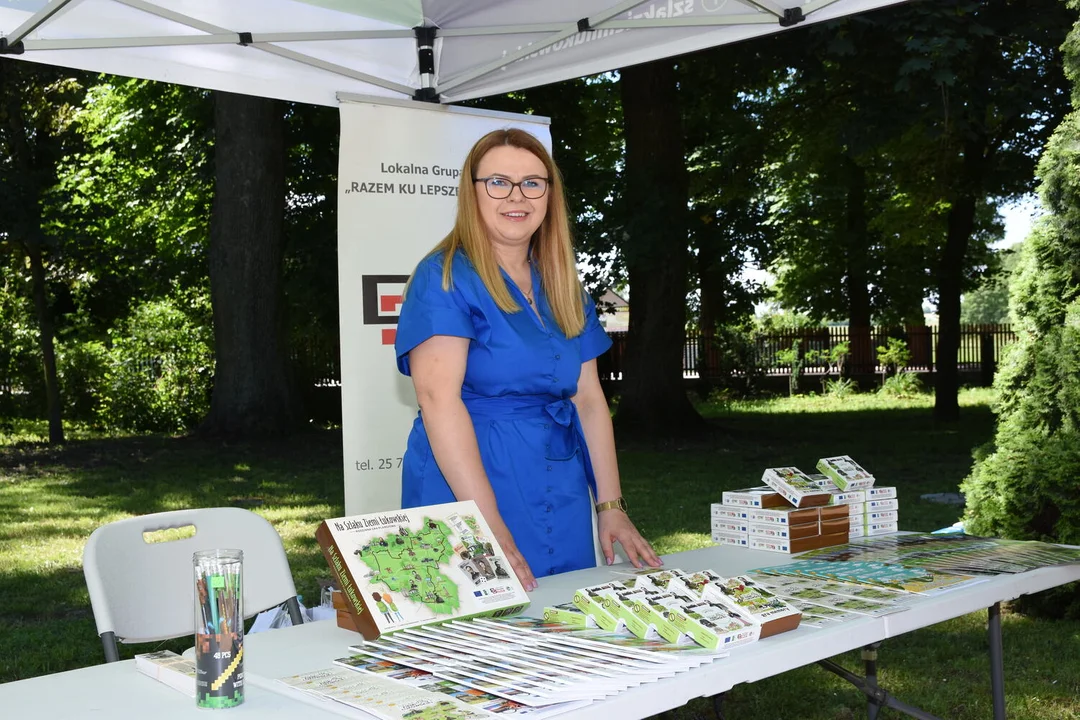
[286,324,1018,388]
[603,324,1018,381]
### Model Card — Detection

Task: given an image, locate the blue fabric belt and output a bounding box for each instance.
[463,394,597,499]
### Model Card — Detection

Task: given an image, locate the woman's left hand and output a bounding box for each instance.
[597,510,663,568]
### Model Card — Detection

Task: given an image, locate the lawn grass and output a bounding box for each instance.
[3,389,1079,719]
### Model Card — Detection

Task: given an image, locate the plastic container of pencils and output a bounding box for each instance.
[193,549,244,708]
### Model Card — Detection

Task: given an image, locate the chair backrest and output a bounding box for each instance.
[83,507,299,648]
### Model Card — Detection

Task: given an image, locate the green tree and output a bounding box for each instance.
[0,60,84,443]
[53,78,213,333]
[961,3,1080,619]
[960,243,1022,325]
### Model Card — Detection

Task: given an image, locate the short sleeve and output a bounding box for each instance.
[579,293,613,363]
[395,254,476,376]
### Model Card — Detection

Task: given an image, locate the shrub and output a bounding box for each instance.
[96,292,214,433]
[962,89,1080,617]
[879,371,923,398]
[822,376,857,399]
[702,322,769,396]
[55,339,109,423]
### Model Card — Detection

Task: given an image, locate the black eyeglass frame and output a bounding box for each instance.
[473,175,552,200]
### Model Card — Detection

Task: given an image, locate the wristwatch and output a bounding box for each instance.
[595,497,628,514]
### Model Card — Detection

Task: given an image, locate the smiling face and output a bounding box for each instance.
[474,145,549,252]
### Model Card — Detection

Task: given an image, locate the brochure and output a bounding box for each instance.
[278,666,496,720]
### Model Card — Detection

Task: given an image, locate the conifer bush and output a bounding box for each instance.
[961,13,1080,616]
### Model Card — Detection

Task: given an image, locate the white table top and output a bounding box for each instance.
[0,659,329,718]
[4,541,1079,720]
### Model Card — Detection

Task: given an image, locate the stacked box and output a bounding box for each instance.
[816,455,876,491]
[808,474,868,506]
[744,505,849,554]
[761,467,832,507]
[711,482,852,551]
[863,488,899,536]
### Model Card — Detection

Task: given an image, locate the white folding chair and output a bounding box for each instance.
[82,507,304,662]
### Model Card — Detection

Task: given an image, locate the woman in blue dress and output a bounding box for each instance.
[394,128,661,590]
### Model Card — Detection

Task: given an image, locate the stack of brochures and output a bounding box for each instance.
[563,567,802,646]
[710,456,898,550]
[279,615,729,718]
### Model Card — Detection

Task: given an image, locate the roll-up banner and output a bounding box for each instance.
[338,100,552,515]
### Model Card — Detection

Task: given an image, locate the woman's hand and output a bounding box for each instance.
[597,510,663,568]
[488,518,537,591]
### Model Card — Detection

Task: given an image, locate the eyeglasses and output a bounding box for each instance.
[473,175,550,200]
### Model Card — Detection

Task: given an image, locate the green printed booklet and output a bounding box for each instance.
[816,456,876,491]
[316,500,530,640]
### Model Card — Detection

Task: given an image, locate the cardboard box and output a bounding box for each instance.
[712,530,749,548]
[867,520,899,536]
[866,510,899,526]
[712,518,750,534]
[820,516,851,536]
[572,584,622,632]
[816,456,876,491]
[749,522,791,539]
[749,533,839,554]
[848,525,865,539]
[818,505,850,523]
[597,588,654,639]
[866,498,899,512]
[666,601,759,650]
[788,521,821,540]
[711,504,750,521]
[761,467,833,508]
[542,602,595,627]
[809,476,868,505]
[866,486,897,500]
[846,502,866,516]
[624,591,692,644]
[721,487,790,509]
[703,575,802,639]
[748,506,821,526]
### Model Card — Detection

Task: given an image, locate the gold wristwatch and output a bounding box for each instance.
[595,496,628,514]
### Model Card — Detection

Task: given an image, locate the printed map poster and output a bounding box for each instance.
[317,500,530,639]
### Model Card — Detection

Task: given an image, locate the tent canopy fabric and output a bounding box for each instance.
[1,0,906,106]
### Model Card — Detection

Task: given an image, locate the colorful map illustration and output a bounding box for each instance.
[356,518,462,616]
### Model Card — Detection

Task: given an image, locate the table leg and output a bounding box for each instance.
[988,602,1006,720]
[712,692,726,720]
[818,644,945,720]
[863,644,882,720]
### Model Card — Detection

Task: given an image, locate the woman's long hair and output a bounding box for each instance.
[427,128,585,338]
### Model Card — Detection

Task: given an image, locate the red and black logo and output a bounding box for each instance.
[362,275,409,345]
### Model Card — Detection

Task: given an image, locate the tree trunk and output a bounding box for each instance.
[696,231,724,379]
[615,60,703,438]
[26,241,64,444]
[934,191,976,422]
[843,157,873,378]
[200,91,300,437]
[934,130,986,422]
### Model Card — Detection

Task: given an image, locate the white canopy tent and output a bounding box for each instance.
[2,0,907,106]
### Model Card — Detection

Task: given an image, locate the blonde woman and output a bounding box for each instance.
[395,128,661,590]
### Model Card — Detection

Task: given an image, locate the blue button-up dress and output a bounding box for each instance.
[395,250,612,576]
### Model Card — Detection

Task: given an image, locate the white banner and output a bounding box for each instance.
[338,100,552,514]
